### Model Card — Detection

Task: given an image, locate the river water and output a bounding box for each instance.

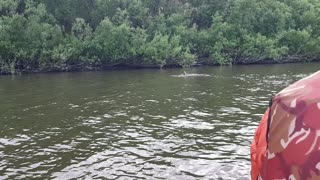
[0,63,319,179]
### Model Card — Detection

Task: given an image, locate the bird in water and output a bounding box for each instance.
[184,71,187,76]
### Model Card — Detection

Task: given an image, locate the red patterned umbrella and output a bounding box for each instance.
[251,71,320,180]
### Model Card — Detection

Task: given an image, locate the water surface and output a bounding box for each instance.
[1,63,319,179]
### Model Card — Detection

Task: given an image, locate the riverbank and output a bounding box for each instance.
[0,57,319,75]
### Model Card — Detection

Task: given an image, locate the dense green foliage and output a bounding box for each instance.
[1,0,320,73]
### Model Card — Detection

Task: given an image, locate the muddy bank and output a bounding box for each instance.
[1,58,319,75]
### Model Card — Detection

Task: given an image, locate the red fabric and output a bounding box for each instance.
[251,71,320,180]
[251,109,269,180]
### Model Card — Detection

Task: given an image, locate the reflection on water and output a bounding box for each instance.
[0,63,319,179]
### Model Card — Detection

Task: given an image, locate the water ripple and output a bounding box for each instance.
[0,65,317,179]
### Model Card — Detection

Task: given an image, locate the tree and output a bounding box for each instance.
[1,0,320,74]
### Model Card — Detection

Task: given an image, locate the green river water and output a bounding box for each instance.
[1,63,320,179]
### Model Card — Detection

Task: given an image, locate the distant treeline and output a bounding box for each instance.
[1,0,320,74]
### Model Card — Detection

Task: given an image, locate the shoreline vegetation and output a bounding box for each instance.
[1,0,320,75]
[2,58,318,75]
